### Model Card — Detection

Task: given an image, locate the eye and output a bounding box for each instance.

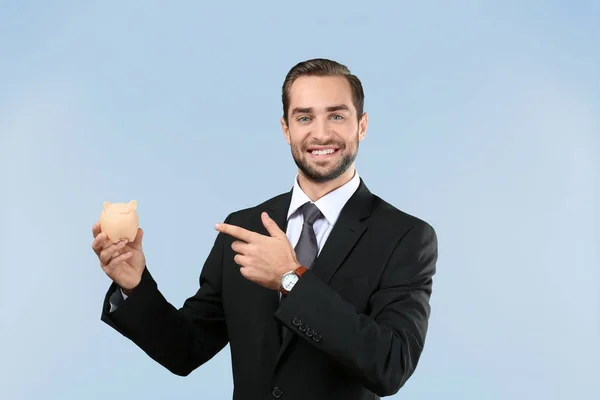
[297,116,311,123]
[331,114,344,120]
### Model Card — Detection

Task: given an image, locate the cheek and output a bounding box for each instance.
[339,126,359,142]
[288,129,309,146]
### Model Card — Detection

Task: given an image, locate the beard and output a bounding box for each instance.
[290,132,359,183]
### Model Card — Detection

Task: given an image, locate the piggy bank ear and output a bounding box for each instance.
[103,201,111,211]
[128,200,137,210]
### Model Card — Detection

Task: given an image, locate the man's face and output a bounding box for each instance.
[281,75,368,183]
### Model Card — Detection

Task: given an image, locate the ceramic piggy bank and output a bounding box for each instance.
[99,200,139,243]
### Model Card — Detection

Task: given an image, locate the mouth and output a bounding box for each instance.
[306,146,340,158]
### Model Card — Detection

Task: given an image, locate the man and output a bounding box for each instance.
[92,58,438,400]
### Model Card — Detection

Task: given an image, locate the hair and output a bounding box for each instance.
[281,58,365,124]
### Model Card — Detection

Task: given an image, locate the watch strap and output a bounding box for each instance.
[294,265,308,276]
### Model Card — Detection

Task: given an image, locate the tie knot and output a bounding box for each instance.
[301,202,322,226]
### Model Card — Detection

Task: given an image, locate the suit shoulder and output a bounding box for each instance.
[370,194,436,234]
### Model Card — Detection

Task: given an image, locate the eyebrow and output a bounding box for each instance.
[291,104,351,115]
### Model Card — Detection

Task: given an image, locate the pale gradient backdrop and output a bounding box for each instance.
[1,1,598,399]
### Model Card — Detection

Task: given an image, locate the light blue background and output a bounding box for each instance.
[1,1,598,399]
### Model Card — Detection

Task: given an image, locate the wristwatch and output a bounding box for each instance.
[279,266,308,295]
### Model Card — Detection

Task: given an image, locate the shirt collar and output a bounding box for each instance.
[287,170,361,225]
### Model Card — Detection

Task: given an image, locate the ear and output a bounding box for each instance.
[128,200,137,210]
[358,112,368,141]
[280,117,291,145]
[103,201,111,211]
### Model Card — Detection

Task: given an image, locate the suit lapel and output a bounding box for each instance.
[265,189,293,239]
[311,179,372,283]
[273,179,373,369]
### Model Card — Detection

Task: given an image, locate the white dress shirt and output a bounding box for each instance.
[110,171,361,311]
[285,170,360,254]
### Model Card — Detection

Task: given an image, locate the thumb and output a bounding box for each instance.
[130,228,144,249]
[261,212,284,237]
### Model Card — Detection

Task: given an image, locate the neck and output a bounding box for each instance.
[297,165,356,202]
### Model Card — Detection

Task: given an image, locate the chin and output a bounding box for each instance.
[301,165,347,183]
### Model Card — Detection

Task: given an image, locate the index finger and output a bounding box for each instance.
[91,231,110,254]
[214,223,259,243]
[92,221,102,238]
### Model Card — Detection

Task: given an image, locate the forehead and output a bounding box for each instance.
[288,75,354,111]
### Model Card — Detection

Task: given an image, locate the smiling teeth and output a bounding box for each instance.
[312,149,335,155]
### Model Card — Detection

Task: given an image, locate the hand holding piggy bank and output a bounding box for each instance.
[99,200,139,243]
[92,200,145,292]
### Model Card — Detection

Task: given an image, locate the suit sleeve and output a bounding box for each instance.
[100,214,232,376]
[274,221,437,396]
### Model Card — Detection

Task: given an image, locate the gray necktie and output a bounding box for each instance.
[294,202,323,269]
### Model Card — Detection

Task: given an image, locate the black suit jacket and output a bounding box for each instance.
[101,179,438,400]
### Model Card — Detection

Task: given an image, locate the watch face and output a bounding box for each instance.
[281,273,299,291]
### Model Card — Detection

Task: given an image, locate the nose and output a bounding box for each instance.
[311,117,333,142]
